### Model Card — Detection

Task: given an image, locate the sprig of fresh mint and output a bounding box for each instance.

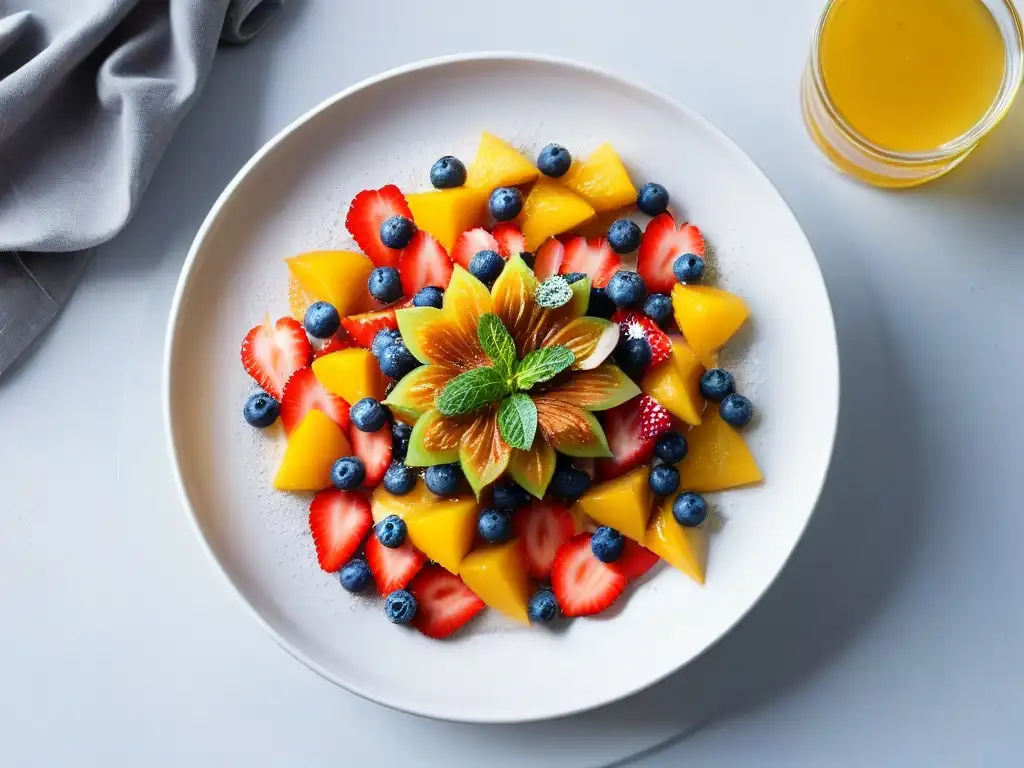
[477,313,518,380]
[497,393,537,450]
[436,367,510,416]
[514,345,575,390]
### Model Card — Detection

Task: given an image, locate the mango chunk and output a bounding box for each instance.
[406,187,488,252]
[311,348,387,405]
[273,410,351,491]
[645,502,708,585]
[460,541,532,624]
[680,410,763,492]
[465,132,539,190]
[517,178,596,251]
[560,143,637,213]
[671,284,750,368]
[641,335,706,426]
[285,251,374,318]
[573,466,653,544]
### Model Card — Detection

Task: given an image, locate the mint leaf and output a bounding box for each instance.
[477,313,518,379]
[498,394,537,450]
[535,276,573,309]
[436,367,509,416]
[515,345,575,390]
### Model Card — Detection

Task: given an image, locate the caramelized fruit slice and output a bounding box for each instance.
[533,399,611,458]
[405,409,462,466]
[465,132,539,189]
[680,409,763,492]
[645,501,709,585]
[273,410,351,491]
[507,433,557,499]
[460,541,533,624]
[560,143,637,213]
[640,335,705,425]
[383,364,456,422]
[573,466,653,543]
[458,406,512,496]
[539,364,640,411]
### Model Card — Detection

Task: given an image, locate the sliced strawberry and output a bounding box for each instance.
[349,424,392,487]
[559,237,622,288]
[551,533,627,617]
[515,501,578,580]
[279,366,351,435]
[240,315,312,400]
[613,311,672,369]
[637,213,705,293]
[366,535,426,593]
[308,490,373,573]
[408,565,486,639]
[637,395,673,441]
[345,185,414,268]
[533,238,565,280]
[597,395,664,480]
[451,228,501,270]
[615,541,661,581]
[340,308,398,349]
[491,222,526,257]
[399,231,454,295]
[314,330,357,359]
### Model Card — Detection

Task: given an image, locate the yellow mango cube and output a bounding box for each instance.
[460,541,532,624]
[671,284,750,367]
[681,410,763,492]
[273,410,351,491]
[311,348,387,405]
[517,178,596,251]
[560,143,638,213]
[406,187,489,252]
[285,251,374,318]
[573,466,653,544]
[641,335,706,426]
[645,502,709,585]
[465,132,539,190]
[370,482,425,523]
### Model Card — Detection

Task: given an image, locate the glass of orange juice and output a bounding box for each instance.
[802,0,1024,187]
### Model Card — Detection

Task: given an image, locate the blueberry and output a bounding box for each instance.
[700,368,735,402]
[376,514,408,548]
[339,559,371,592]
[587,286,617,319]
[607,219,642,254]
[367,266,403,304]
[605,270,647,309]
[391,422,412,462]
[637,182,670,216]
[615,336,652,379]
[412,285,445,308]
[243,391,279,428]
[648,465,680,496]
[331,456,366,490]
[528,589,559,623]
[590,526,625,563]
[383,462,417,495]
[562,272,587,284]
[550,467,591,502]
[424,463,464,497]
[492,480,530,510]
[720,393,754,427]
[537,143,572,177]
[520,251,536,270]
[643,293,672,326]
[303,301,340,339]
[379,216,416,250]
[478,508,512,544]
[469,249,505,285]
[350,398,387,432]
[673,254,705,283]
[379,342,420,380]
[489,187,523,221]
[655,431,688,464]
[430,155,467,189]
[672,491,708,527]
[372,328,402,358]
[384,589,418,624]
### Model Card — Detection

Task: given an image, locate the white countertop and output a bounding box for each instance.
[3,1,1022,765]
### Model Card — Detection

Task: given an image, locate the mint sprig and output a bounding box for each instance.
[497,393,537,450]
[477,313,518,380]
[515,345,575,390]
[436,367,510,416]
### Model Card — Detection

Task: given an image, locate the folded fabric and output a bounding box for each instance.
[0,0,283,376]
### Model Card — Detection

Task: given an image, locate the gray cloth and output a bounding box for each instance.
[0,0,282,374]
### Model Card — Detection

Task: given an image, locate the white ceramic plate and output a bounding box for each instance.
[164,53,838,723]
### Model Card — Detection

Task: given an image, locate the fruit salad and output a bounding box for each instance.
[239,132,763,639]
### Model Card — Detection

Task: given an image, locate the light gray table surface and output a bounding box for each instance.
[3,1,1022,765]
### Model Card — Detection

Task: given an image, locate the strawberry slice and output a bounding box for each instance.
[279,366,351,435]
[340,308,398,349]
[240,315,312,400]
[559,236,622,288]
[533,238,565,280]
[408,565,486,639]
[399,230,454,295]
[349,423,392,488]
[613,311,672,369]
[637,213,705,293]
[615,541,661,581]
[345,185,414,268]
[597,395,668,480]
[451,228,501,270]
[491,222,526,257]
[308,490,373,573]
[515,501,577,580]
[314,330,357,359]
[366,535,426,593]
[551,533,627,617]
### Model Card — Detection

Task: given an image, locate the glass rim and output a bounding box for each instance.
[810,0,1024,164]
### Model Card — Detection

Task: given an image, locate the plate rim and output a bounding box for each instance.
[162,51,840,723]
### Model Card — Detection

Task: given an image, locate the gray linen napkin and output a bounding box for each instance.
[0,0,283,375]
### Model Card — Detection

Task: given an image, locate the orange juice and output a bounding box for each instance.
[819,0,1005,153]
